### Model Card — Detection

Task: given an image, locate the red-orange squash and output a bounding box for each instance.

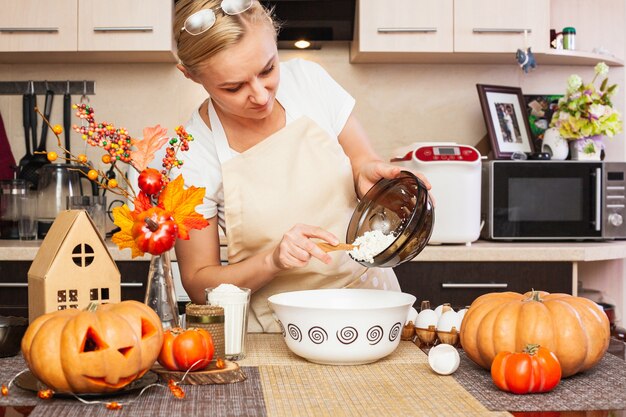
[459,290,610,378]
[21,301,164,393]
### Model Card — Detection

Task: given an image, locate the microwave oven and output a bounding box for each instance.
[482,161,626,240]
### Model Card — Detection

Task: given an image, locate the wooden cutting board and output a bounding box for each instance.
[151,360,247,385]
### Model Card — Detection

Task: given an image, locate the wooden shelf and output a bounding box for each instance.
[536,49,624,66]
[350,47,624,66]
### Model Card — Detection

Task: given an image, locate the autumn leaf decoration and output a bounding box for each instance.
[131,125,170,172]
[110,123,209,258]
[112,176,209,257]
[35,104,209,258]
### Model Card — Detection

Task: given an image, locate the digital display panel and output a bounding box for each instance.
[435,147,458,155]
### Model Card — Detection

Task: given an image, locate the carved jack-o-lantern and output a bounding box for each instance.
[21,301,164,393]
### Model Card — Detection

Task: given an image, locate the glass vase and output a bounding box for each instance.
[144,251,180,330]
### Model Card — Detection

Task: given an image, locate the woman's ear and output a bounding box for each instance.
[177,64,198,82]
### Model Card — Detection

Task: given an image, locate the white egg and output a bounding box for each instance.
[436,310,461,332]
[434,303,454,318]
[457,308,468,329]
[428,343,460,375]
[406,307,418,325]
[415,309,438,329]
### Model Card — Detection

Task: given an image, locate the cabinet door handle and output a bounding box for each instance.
[0,27,59,33]
[0,282,28,288]
[121,282,144,288]
[93,26,153,33]
[377,27,437,34]
[441,283,508,289]
[472,28,532,34]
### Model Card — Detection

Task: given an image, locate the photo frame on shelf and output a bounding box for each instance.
[477,84,535,159]
[524,94,563,148]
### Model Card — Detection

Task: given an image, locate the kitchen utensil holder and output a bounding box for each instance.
[0,81,95,96]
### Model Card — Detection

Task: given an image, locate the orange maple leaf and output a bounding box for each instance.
[132,191,153,216]
[111,204,145,258]
[158,175,209,240]
[131,125,169,172]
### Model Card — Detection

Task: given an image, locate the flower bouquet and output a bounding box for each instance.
[550,62,623,159]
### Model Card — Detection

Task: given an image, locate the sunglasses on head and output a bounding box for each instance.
[180,0,254,36]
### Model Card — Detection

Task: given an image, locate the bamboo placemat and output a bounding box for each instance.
[258,363,510,417]
[239,333,428,366]
[242,334,510,417]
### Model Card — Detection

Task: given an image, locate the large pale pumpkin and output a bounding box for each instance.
[459,291,610,378]
[21,301,164,393]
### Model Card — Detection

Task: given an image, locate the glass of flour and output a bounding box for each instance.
[206,284,251,360]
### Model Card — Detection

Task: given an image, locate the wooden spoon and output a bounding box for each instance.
[316,242,358,253]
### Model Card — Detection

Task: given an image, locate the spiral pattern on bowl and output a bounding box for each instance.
[287,324,302,342]
[388,322,402,341]
[308,326,328,344]
[336,326,358,344]
[366,325,384,345]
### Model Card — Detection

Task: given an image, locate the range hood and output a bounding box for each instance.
[260,0,355,47]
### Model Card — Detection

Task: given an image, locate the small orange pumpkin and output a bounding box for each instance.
[21,301,164,393]
[460,290,610,378]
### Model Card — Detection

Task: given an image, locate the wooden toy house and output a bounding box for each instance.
[28,210,121,322]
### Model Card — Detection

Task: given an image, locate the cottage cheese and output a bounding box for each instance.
[348,230,396,263]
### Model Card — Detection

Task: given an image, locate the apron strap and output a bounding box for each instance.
[208,99,234,165]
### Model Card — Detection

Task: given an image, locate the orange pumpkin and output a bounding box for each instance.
[459,290,610,377]
[21,301,164,393]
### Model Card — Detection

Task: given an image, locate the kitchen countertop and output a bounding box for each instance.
[2,239,626,262]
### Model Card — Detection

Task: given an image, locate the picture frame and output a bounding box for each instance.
[476,84,535,159]
[524,94,563,148]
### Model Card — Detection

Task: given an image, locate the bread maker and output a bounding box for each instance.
[391,143,481,245]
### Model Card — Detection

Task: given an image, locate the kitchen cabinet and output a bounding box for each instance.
[453,0,549,54]
[353,0,453,54]
[0,261,150,318]
[394,261,572,310]
[350,0,624,66]
[0,0,175,63]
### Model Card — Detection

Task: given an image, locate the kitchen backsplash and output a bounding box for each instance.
[0,42,624,176]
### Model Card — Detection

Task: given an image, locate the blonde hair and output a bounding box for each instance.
[174,0,279,72]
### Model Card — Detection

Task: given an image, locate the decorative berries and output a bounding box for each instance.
[87,169,99,181]
[108,178,118,188]
[47,151,58,162]
[52,124,63,135]
[101,154,112,164]
[77,154,88,163]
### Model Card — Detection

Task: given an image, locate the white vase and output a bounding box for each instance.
[541,128,569,160]
[569,136,603,161]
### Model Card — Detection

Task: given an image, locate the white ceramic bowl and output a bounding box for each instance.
[268,289,416,365]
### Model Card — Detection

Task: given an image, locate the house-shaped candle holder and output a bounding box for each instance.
[27,210,121,322]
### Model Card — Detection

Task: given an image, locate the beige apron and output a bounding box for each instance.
[209,100,400,333]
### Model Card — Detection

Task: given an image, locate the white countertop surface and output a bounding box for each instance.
[2,239,626,263]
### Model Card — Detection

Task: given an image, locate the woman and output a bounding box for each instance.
[171,0,429,332]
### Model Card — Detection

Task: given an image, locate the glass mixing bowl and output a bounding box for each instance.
[346,171,434,268]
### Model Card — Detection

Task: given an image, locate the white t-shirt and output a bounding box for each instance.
[156,58,356,231]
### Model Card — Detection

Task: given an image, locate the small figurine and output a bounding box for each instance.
[516,47,537,73]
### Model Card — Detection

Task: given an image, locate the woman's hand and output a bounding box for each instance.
[271,224,339,270]
[356,160,431,198]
